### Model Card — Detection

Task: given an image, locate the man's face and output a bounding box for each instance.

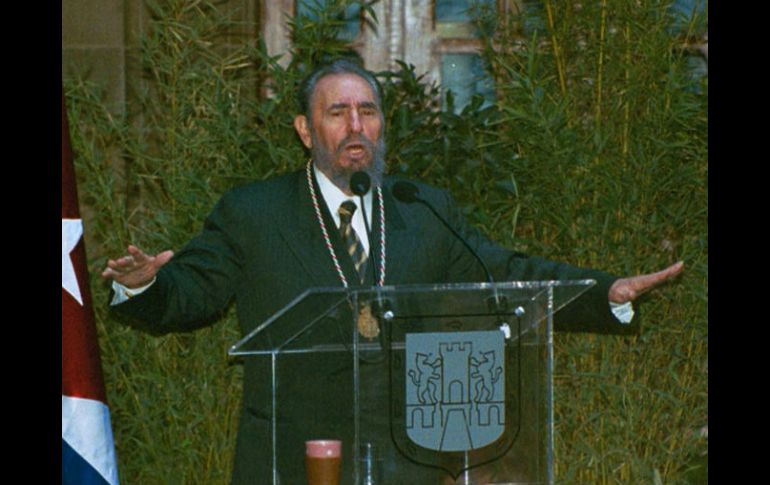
[294,73,385,193]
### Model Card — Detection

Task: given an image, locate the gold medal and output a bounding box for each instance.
[357,303,380,340]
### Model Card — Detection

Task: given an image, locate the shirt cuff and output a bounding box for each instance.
[110,278,156,305]
[610,301,635,324]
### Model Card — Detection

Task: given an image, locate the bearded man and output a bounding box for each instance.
[103,58,683,484]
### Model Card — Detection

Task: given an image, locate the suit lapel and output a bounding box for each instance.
[275,170,359,288]
[314,174,362,286]
[380,178,418,285]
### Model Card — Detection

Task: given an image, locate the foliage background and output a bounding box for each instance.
[64,0,707,483]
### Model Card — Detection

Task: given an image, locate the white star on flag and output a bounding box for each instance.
[62,218,84,305]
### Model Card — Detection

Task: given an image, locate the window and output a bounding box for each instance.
[261,1,515,112]
[296,0,362,41]
[434,0,497,112]
[668,0,708,91]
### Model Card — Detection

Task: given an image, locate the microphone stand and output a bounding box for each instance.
[350,172,390,363]
[392,181,509,323]
[350,172,377,287]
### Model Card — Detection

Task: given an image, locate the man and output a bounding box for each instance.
[103,59,683,483]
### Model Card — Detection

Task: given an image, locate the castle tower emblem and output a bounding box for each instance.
[404,331,505,452]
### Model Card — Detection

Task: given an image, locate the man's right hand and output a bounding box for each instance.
[101,245,174,289]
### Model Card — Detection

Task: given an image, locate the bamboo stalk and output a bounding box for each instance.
[543,0,566,97]
[595,0,608,127]
[622,21,631,160]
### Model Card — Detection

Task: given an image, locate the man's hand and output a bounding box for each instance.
[609,261,684,304]
[101,245,174,289]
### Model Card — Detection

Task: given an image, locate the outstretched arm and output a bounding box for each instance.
[608,261,684,304]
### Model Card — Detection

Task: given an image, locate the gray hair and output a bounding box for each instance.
[297,58,383,119]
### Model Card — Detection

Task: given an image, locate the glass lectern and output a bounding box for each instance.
[229,280,595,485]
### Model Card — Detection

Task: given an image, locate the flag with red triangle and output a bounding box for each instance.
[61,90,119,485]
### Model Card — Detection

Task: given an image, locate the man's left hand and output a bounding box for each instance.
[609,261,685,304]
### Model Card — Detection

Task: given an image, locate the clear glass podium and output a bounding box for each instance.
[229,280,595,485]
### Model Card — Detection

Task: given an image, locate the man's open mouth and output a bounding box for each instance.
[343,142,369,157]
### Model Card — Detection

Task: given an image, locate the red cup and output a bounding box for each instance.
[305,440,342,485]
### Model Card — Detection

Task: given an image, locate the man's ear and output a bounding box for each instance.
[294,115,312,149]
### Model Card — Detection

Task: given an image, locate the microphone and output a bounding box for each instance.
[350,171,371,197]
[392,181,495,285]
[350,171,377,286]
[391,181,419,204]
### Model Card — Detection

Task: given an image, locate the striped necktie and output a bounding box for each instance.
[338,200,368,283]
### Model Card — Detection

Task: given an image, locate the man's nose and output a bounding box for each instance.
[348,110,363,133]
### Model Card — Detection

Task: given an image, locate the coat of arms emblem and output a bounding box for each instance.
[404,331,505,452]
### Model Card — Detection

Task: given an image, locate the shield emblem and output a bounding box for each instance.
[404,331,505,451]
[388,322,522,479]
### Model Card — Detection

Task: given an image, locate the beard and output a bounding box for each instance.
[311,131,386,193]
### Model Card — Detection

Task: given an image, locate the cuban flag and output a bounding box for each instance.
[62,91,119,485]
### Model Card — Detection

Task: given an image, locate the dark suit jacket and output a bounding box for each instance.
[112,169,635,483]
